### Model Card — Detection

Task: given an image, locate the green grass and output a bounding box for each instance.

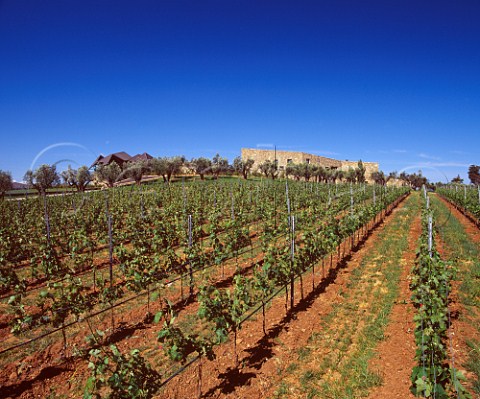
[273,381,290,398]
[465,340,480,394]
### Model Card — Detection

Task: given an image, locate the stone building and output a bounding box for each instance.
[241,148,379,183]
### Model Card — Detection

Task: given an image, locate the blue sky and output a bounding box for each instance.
[1,0,479,183]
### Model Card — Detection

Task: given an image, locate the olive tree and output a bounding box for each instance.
[189,157,212,180]
[61,165,92,192]
[371,171,387,186]
[451,175,463,184]
[124,160,150,185]
[313,166,328,183]
[468,165,480,185]
[399,172,409,186]
[299,163,312,181]
[233,157,254,179]
[259,160,278,180]
[328,169,344,183]
[355,160,366,183]
[285,163,296,180]
[150,156,184,183]
[406,171,427,189]
[211,154,229,179]
[344,167,357,183]
[285,163,304,181]
[24,164,60,195]
[0,170,13,199]
[95,161,122,188]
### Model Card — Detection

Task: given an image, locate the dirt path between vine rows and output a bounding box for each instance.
[364,207,420,399]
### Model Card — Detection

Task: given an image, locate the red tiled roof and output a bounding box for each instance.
[91,152,132,168]
[129,152,153,162]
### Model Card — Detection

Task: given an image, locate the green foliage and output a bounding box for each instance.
[259,159,278,179]
[84,344,161,399]
[155,301,215,363]
[189,157,212,180]
[0,178,411,394]
[32,239,63,279]
[123,161,150,185]
[468,165,480,186]
[224,212,251,255]
[356,160,366,183]
[8,289,32,335]
[117,243,156,293]
[38,275,91,327]
[253,262,275,300]
[211,153,230,179]
[208,209,226,266]
[67,227,95,271]
[95,162,121,188]
[0,248,21,292]
[285,162,312,181]
[198,275,253,344]
[61,165,92,192]
[0,169,13,198]
[24,164,60,194]
[437,185,480,223]
[97,276,124,305]
[410,205,470,398]
[233,157,254,179]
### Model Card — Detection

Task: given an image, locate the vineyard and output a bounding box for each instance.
[0,179,479,398]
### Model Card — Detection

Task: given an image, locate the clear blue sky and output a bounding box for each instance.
[1,0,479,183]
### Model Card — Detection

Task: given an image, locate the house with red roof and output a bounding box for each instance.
[90,151,153,170]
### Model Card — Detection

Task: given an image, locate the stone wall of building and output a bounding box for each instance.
[241,148,379,183]
[241,148,341,169]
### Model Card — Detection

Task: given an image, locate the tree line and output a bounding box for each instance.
[0,154,255,197]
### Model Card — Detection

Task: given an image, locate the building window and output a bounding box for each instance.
[287,159,292,164]
[306,158,310,164]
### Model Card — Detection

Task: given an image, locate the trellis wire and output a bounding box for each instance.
[421,288,427,398]
[291,215,295,261]
[182,178,187,213]
[428,215,433,259]
[350,183,354,215]
[0,208,308,357]
[188,214,194,297]
[290,214,295,309]
[231,188,235,221]
[1,185,406,373]
[1,190,379,359]
[43,195,51,243]
[108,214,113,285]
[1,190,407,399]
